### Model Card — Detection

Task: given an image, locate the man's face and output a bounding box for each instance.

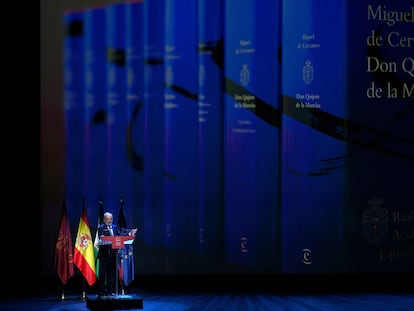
[104,214,113,226]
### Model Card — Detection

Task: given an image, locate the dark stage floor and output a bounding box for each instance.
[1,290,414,311]
[2,274,413,310]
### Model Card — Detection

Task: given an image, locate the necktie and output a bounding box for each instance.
[109,226,114,236]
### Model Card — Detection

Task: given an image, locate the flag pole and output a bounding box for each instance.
[81,278,86,300]
[61,284,66,300]
[54,200,75,299]
[120,248,125,295]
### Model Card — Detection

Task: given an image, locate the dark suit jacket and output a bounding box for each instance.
[97,224,122,260]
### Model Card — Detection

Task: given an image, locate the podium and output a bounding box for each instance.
[101,235,135,298]
[86,235,143,310]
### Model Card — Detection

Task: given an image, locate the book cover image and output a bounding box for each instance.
[105,2,128,211]
[197,0,225,262]
[63,10,85,218]
[344,0,414,273]
[223,0,281,272]
[125,0,145,236]
[163,0,199,256]
[142,0,165,248]
[281,0,347,273]
[83,5,107,216]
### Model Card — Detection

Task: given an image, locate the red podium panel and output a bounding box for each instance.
[100,235,135,249]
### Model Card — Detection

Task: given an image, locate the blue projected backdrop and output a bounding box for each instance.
[62,0,414,275]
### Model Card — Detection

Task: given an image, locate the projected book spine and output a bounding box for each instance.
[163,0,198,254]
[83,5,107,213]
[344,0,414,273]
[105,2,127,210]
[125,0,145,229]
[223,0,281,271]
[63,10,85,215]
[197,0,224,260]
[281,0,348,273]
[142,0,165,247]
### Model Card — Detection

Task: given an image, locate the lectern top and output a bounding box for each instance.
[100,235,135,249]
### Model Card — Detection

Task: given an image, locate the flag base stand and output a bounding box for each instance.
[86,294,143,310]
[81,280,87,300]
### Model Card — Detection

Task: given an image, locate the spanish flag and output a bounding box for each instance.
[73,199,97,286]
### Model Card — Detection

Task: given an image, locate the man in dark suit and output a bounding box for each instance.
[97,212,137,297]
